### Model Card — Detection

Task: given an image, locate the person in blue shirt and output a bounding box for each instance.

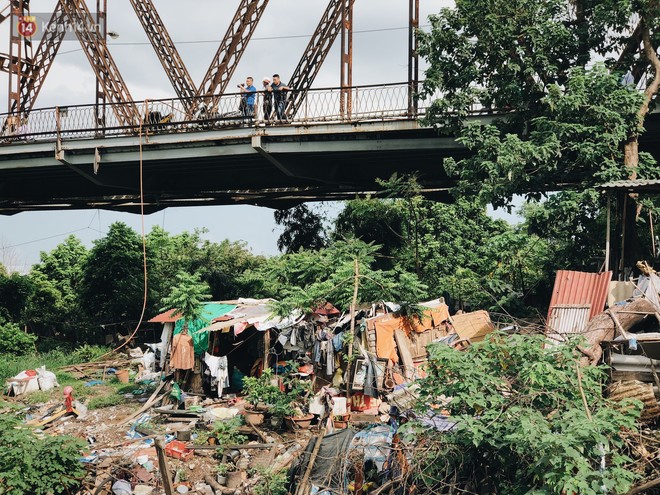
[238,77,257,122]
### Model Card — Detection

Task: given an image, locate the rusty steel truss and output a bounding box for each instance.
[196,0,270,104]
[128,0,196,103]
[285,0,356,119]
[2,0,430,136]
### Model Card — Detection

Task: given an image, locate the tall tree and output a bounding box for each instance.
[418,0,660,270]
[25,236,89,340]
[274,205,328,253]
[80,222,147,326]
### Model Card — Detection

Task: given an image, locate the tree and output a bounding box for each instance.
[25,236,89,340]
[160,271,211,327]
[242,238,427,316]
[80,222,147,326]
[418,0,660,269]
[406,334,642,494]
[274,204,328,253]
[334,198,406,270]
[0,271,32,324]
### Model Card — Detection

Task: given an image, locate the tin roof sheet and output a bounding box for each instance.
[547,270,612,322]
[598,179,660,191]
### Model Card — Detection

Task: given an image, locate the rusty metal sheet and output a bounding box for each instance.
[547,270,612,322]
[546,304,591,346]
[147,308,180,323]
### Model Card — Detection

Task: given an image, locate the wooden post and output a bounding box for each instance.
[295,428,326,495]
[264,328,271,370]
[605,194,611,272]
[155,438,175,495]
[347,259,359,404]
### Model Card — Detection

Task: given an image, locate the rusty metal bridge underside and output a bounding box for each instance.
[0,83,470,214]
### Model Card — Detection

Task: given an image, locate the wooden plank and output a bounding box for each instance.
[394,329,415,381]
[155,438,174,495]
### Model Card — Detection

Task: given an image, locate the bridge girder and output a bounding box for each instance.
[286,0,356,119]
[196,0,270,103]
[128,0,197,103]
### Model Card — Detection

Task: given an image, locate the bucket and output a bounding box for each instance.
[116,369,130,384]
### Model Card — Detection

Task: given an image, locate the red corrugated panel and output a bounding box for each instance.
[147,308,181,323]
[547,270,613,322]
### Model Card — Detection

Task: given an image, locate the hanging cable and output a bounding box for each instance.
[97,105,149,359]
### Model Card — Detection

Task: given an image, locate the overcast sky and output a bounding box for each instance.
[0,1,520,273]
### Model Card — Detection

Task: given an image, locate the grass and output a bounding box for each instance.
[1,345,150,410]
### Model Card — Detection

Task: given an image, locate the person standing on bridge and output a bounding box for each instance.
[238,76,257,123]
[262,76,273,123]
[271,74,291,122]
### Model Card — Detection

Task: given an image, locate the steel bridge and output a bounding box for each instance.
[0,0,448,214]
[0,82,475,214]
[1,1,659,215]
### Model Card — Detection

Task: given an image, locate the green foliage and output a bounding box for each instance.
[243,238,427,316]
[26,236,89,341]
[0,346,109,382]
[210,416,247,448]
[80,222,147,326]
[443,66,649,208]
[407,333,642,495]
[0,319,36,355]
[0,272,32,324]
[0,415,86,495]
[334,198,406,268]
[274,204,328,253]
[253,467,288,495]
[242,368,283,408]
[160,271,211,326]
[87,393,125,410]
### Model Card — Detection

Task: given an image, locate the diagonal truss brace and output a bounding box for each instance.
[128,0,196,103]
[16,2,68,116]
[285,0,356,119]
[59,0,138,127]
[196,0,269,102]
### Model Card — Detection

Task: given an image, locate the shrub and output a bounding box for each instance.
[253,468,288,495]
[405,333,642,495]
[0,415,86,494]
[0,320,36,355]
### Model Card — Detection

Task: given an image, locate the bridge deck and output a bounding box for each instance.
[2,82,659,214]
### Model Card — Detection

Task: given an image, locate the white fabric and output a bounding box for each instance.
[204,353,229,397]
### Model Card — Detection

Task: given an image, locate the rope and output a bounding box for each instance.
[96,106,149,359]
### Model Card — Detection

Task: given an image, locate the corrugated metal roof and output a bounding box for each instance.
[547,270,612,322]
[598,179,660,191]
[148,308,180,323]
[546,304,591,346]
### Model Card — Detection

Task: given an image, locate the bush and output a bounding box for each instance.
[405,333,642,495]
[253,468,288,495]
[0,321,36,355]
[0,415,86,494]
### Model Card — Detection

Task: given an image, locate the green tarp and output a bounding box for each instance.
[173,303,236,354]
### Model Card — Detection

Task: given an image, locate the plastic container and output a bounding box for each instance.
[165,440,193,461]
[116,369,130,383]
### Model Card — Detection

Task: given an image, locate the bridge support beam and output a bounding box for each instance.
[408,0,419,117]
[339,0,353,119]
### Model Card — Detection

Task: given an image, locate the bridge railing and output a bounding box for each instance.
[0,82,451,143]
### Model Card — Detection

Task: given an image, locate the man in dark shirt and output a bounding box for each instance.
[271,74,291,122]
[262,76,273,123]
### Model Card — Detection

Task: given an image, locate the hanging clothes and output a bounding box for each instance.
[171,332,194,370]
[204,353,229,397]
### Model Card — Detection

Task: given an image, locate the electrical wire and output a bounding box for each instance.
[56,24,431,56]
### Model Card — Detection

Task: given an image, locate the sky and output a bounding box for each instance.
[0,0,519,273]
